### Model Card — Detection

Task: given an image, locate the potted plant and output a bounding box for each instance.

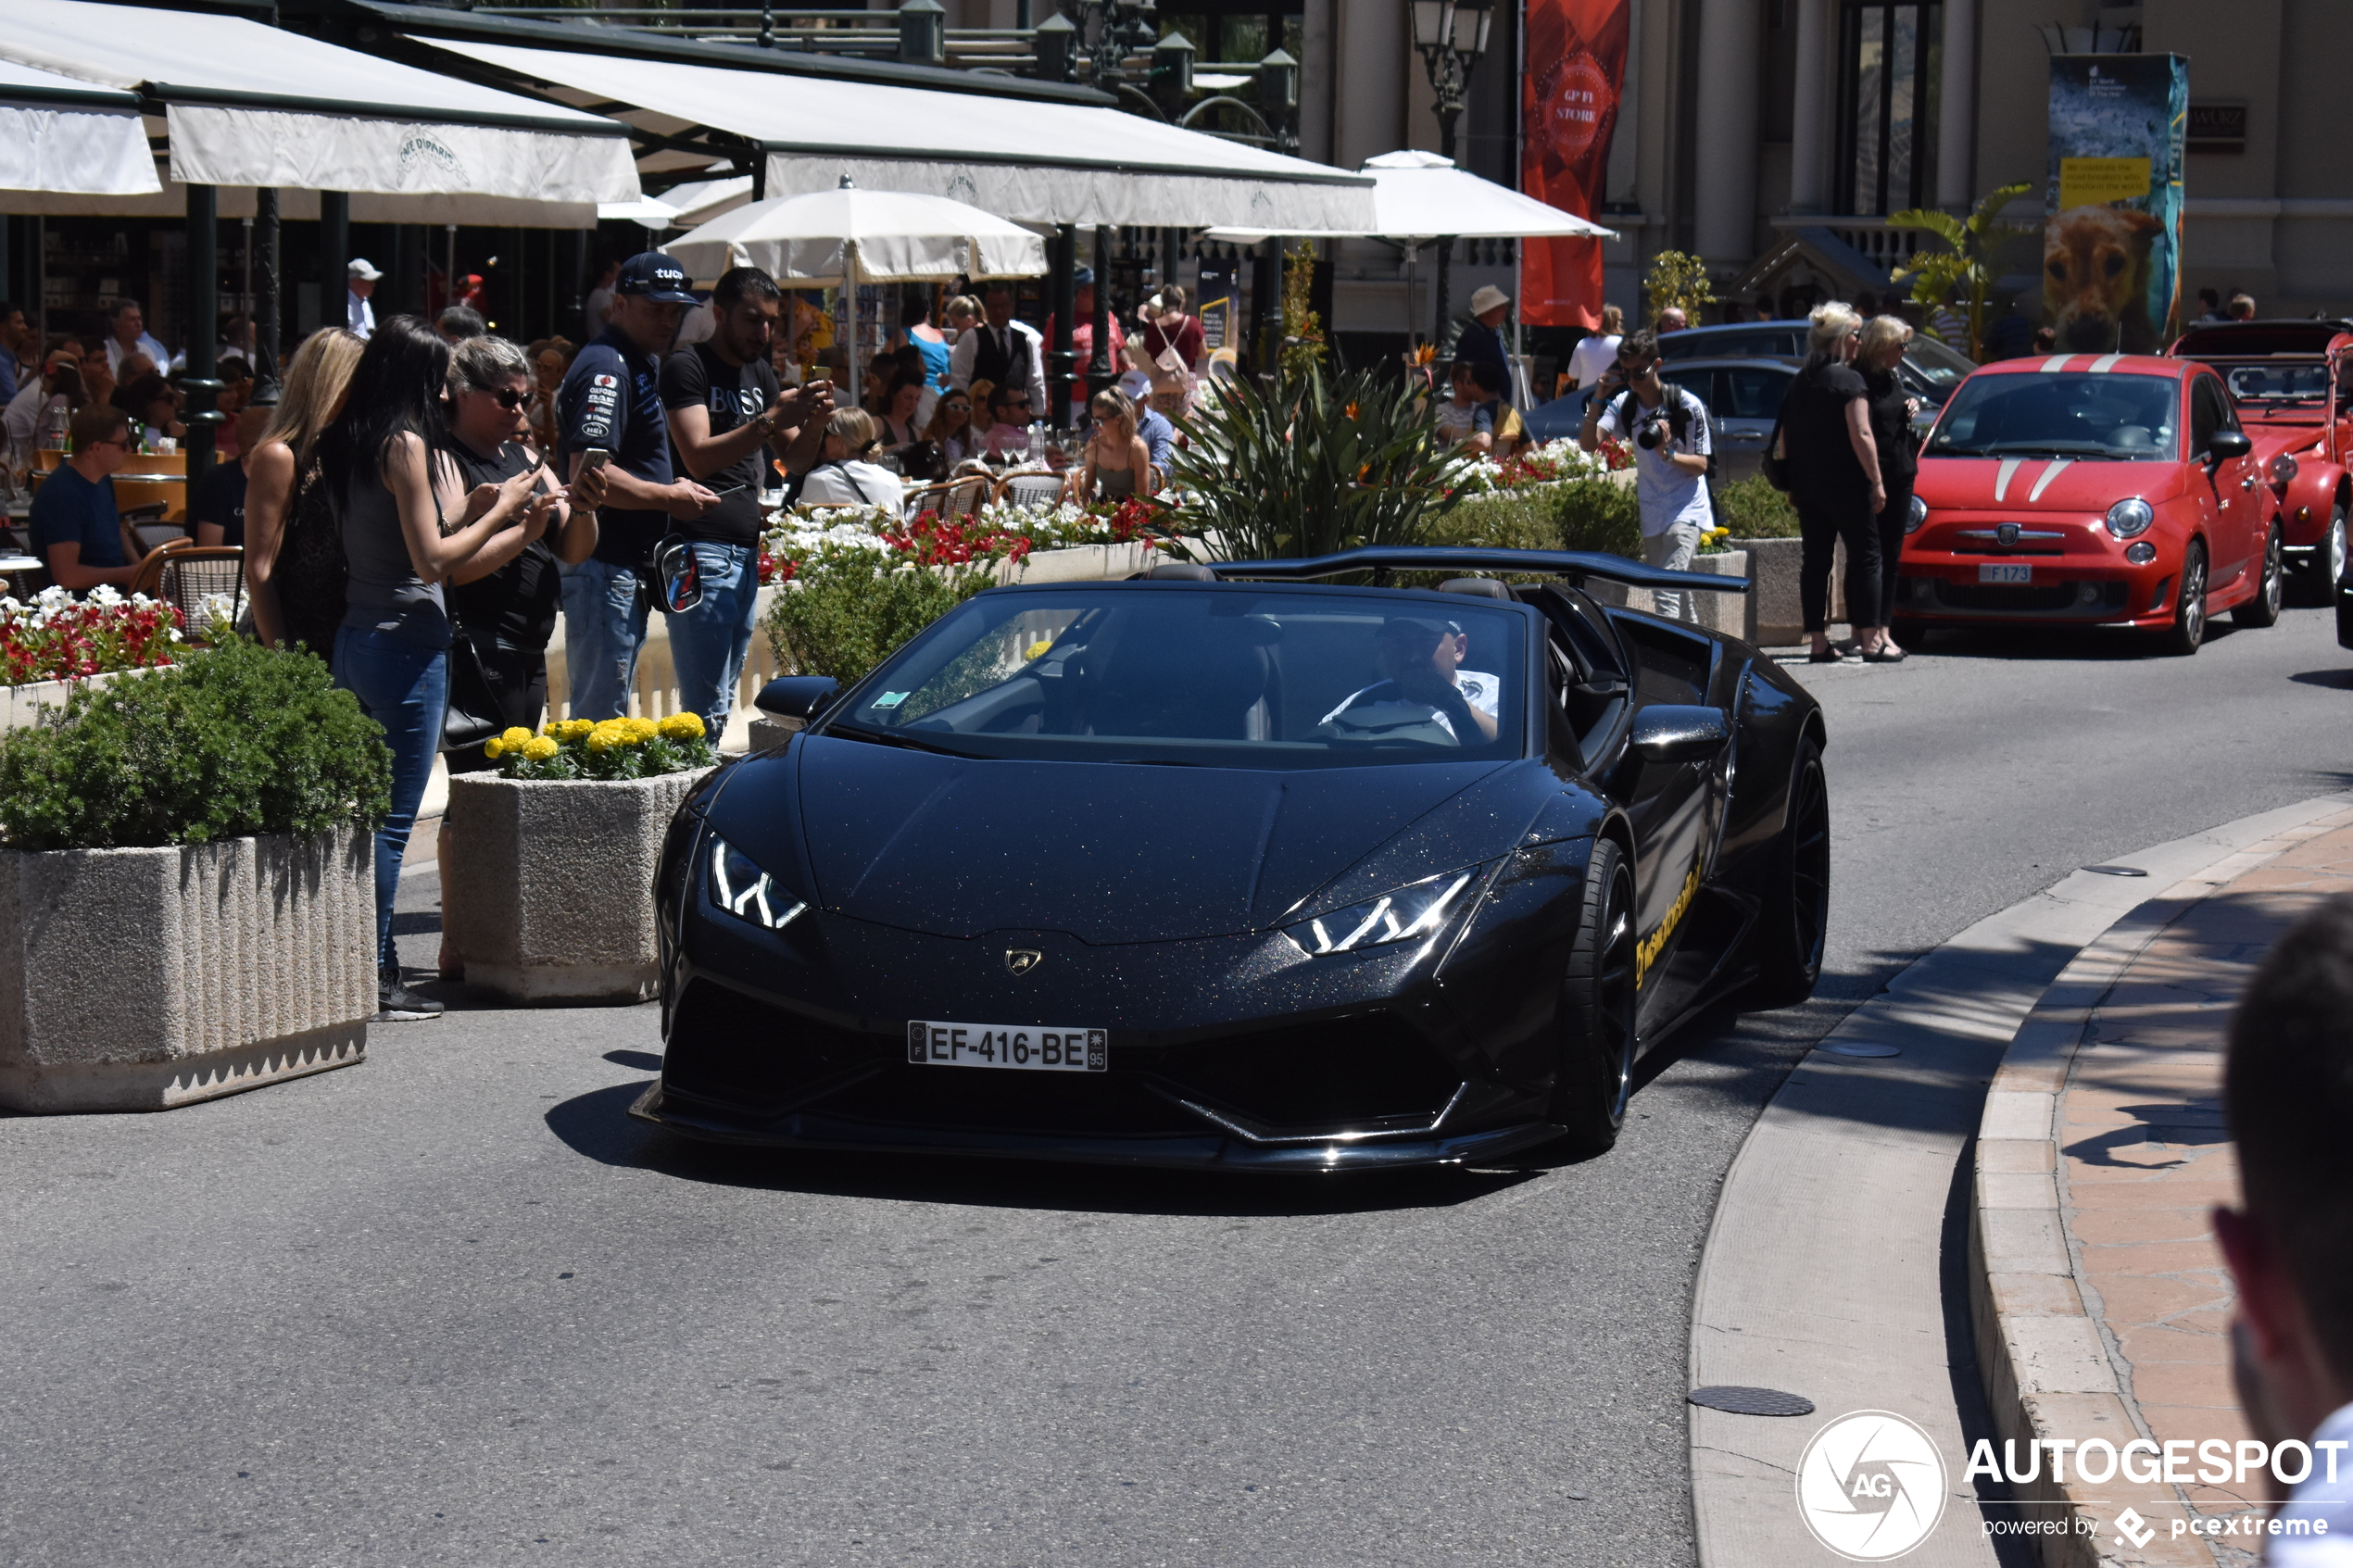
[441,713,718,1004]
[1,583,184,733]
[0,639,389,1112]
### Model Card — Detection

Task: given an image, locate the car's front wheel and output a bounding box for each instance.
[2302,501,2347,606]
[1743,735,1829,1009]
[2155,540,2208,657]
[2233,523,2284,628]
[1550,837,1637,1157]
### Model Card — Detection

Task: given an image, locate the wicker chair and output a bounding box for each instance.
[991,470,1066,513]
[941,473,990,520]
[901,482,960,521]
[130,542,244,638]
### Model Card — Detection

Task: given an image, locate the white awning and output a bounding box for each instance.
[0,0,638,203]
[0,182,598,228]
[0,58,157,195]
[1207,150,1619,244]
[417,37,1375,232]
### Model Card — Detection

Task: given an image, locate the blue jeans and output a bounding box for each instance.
[333,626,447,969]
[560,556,650,721]
[664,540,760,745]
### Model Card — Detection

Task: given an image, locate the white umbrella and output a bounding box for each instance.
[598,194,680,230]
[660,173,755,231]
[1203,151,1617,244]
[667,178,1049,405]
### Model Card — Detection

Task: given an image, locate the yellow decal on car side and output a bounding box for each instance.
[1636,859,1705,986]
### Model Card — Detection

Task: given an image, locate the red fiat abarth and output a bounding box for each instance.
[1892,354,2280,656]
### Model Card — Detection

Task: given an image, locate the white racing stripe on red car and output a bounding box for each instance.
[1994,457,2025,501]
[2041,355,2075,372]
[2088,354,2123,373]
[2028,458,2073,501]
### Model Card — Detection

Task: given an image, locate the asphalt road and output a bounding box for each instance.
[5,605,2349,1568]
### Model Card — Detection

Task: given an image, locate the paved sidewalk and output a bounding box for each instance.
[2061,818,2353,1559]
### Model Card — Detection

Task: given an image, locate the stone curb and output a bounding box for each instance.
[1969,799,2353,1568]
[1689,792,2353,1568]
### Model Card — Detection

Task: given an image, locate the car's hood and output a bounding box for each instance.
[2238,418,2331,461]
[788,735,1510,943]
[1918,455,2186,512]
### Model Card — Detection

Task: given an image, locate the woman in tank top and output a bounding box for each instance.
[318,316,556,1022]
[244,328,363,656]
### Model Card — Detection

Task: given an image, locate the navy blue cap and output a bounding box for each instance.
[616,251,698,306]
[1073,265,1096,287]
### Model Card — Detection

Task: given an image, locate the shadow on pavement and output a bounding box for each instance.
[542,1079,1539,1218]
[2289,668,2353,690]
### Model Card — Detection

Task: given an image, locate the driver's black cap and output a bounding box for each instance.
[616,251,698,305]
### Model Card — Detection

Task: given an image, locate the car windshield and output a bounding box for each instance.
[2220,361,2334,409]
[1924,372,2180,459]
[826,587,1528,769]
[1901,335,1976,395]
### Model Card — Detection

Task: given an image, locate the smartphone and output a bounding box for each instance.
[705,479,748,499]
[579,447,610,477]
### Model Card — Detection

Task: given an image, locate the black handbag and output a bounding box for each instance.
[441,634,506,755]
[1761,386,1795,493]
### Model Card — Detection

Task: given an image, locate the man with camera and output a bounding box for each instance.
[1576,329,1714,623]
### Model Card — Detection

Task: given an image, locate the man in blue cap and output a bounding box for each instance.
[1044,265,1125,425]
[555,250,721,720]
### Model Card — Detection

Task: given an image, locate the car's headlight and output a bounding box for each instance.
[1905,495,1928,534]
[2105,498,2155,539]
[708,834,808,931]
[1285,868,1479,956]
[2271,453,2299,485]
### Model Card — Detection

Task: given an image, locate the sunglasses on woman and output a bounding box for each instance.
[468,383,528,410]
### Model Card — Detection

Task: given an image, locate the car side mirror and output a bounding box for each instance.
[755,675,841,721]
[2206,429,2252,467]
[1630,705,1730,764]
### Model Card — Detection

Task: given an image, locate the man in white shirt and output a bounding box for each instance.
[1577,328,1714,624]
[346,258,380,339]
[2214,895,2353,1565]
[950,283,1049,419]
[1322,616,1500,745]
[101,299,170,379]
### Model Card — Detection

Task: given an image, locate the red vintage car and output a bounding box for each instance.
[1893,354,2278,655]
[2167,318,2351,598]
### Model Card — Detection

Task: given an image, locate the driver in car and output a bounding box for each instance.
[1322,617,1501,743]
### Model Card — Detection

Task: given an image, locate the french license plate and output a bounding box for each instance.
[1978,562,2033,583]
[907,1021,1107,1073]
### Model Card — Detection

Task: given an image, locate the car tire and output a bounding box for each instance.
[2305,502,2350,607]
[1743,735,1829,1010]
[1549,837,1638,1157]
[2155,540,2208,657]
[2233,523,2284,628]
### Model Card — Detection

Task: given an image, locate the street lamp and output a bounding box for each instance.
[1410,0,1493,346]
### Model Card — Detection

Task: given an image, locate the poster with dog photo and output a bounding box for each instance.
[2044,54,2188,355]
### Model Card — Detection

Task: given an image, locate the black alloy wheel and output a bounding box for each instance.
[1551,837,1639,1157]
[1743,735,1829,1009]
[2233,523,2284,629]
[2157,541,2208,657]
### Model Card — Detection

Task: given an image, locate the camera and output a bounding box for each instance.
[1634,413,1674,451]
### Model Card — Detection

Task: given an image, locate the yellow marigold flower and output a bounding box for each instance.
[500,726,534,747]
[624,716,659,740]
[522,735,559,761]
[658,711,706,740]
[484,737,505,759]
[585,729,615,754]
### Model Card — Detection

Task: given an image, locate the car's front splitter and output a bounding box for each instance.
[626,1081,1566,1173]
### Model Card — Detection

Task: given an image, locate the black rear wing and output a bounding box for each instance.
[1206,546,1750,595]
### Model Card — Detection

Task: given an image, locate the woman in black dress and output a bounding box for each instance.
[1779,302,1895,662]
[1857,314,1923,657]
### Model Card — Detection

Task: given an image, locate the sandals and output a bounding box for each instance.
[1861,645,1907,663]
[1807,646,1855,664]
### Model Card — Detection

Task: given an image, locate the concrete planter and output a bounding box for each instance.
[0,826,375,1113]
[442,768,714,1004]
[0,671,132,734]
[1579,551,1750,641]
[1732,535,1851,646]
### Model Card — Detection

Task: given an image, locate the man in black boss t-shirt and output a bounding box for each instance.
[659,264,833,742]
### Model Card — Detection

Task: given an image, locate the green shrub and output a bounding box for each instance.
[0,638,392,852]
[1556,477,1643,557]
[765,549,993,688]
[1715,474,1802,539]
[1172,364,1459,560]
[1432,477,1642,562]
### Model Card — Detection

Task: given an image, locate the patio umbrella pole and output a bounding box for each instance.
[843,241,861,410]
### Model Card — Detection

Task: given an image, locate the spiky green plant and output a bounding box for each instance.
[1168,365,1459,561]
[1888,182,2032,362]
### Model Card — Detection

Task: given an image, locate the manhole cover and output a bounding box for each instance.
[1689,1386,1815,1417]
[2082,865,2149,877]
[1819,1042,1901,1058]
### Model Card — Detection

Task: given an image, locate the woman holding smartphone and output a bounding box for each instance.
[320,317,552,1021]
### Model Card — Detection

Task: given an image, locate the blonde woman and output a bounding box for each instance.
[1565,303,1625,390]
[1780,301,1892,662]
[244,327,365,654]
[1857,313,1923,655]
[925,384,979,468]
[798,407,903,506]
[1074,388,1154,502]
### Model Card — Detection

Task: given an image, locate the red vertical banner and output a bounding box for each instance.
[1522,0,1629,329]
